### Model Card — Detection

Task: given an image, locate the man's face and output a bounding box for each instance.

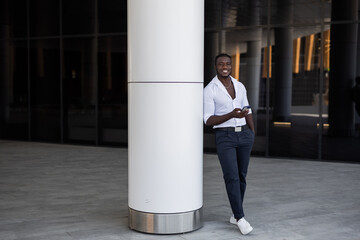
[215,56,232,78]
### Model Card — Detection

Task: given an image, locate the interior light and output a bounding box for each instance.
[293,38,301,74]
[273,122,291,127]
[304,34,315,71]
[317,123,330,128]
[235,48,240,80]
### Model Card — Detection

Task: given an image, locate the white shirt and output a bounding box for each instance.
[203,75,251,128]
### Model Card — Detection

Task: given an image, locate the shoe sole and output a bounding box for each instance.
[240,226,253,235]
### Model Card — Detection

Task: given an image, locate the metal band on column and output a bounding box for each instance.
[129,208,202,234]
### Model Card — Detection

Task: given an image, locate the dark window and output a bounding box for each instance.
[0,40,29,140]
[29,0,60,37]
[98,36,128,146]
[98,0,127,33]
[29,39,60,142]
[62,0,96,35]
[63,38,97,144]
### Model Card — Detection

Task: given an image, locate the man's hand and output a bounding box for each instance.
[232,108,249,118]
[206,108,250,126]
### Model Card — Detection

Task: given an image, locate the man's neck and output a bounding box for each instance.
[218,75,231,83]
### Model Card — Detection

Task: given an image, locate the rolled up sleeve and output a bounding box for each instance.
[241,90,252,114]
[203,87,214,124]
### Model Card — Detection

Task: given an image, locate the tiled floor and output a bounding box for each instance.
[1,140,360,240]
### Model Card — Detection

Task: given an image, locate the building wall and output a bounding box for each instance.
[1,0,359,162]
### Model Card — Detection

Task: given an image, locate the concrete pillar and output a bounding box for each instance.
[273,0,294,122]
[82,39,97,105]
[273,28,293,122]
[246,40,262,113]
[204,32,219,83]
[127,0,204,234]
[356,7,360,125]
[245,0,262,113]
[329,0,358,136]
[0,0,10,135]
[357,8,360,77]
[204,0,220,83]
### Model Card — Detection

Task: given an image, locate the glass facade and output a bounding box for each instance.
[30,39,61,142]
[1,0,359,162]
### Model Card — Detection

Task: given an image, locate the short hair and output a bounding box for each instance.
[215,53,232,66]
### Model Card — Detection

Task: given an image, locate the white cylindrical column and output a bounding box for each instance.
[127,0,204,234]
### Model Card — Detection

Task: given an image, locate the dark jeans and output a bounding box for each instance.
[215,128,254,220]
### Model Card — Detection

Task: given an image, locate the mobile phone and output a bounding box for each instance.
[242,106,251,111]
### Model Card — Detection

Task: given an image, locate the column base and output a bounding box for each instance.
[128,207,203,234]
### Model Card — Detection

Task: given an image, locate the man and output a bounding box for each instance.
[203,53,255,235]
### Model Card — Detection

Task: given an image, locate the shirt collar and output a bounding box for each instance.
[213,75,237,98]
[214,75,235,85]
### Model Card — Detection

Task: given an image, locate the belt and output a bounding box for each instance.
[215,125,249,132]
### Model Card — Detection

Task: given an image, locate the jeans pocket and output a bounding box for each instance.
[247,129,255,140]
[215,130,228,144]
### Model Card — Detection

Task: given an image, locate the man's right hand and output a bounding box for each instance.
[206,108,249,126]
[232,108,249,118]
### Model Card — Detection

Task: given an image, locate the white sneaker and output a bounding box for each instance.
[236,217,253,235]
[229,215,237,225]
